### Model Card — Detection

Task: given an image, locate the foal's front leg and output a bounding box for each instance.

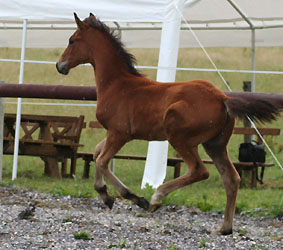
[94,132,149,210]
[93,138,113,207]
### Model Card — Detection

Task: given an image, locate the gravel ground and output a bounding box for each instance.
[0,186,282,250]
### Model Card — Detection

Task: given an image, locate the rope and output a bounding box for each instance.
[248,117,283,171]
[174,3,283,171]
[174,5,231,91]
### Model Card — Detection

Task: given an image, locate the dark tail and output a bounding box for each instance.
[224,97,282,123]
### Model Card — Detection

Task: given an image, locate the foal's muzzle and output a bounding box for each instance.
[56,61,69,75]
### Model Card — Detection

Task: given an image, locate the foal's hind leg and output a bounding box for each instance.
[93,138,106,161]
[94,132,149,210]
[151,101,210,210]
[203,118,240,235]
[151,145,209,211]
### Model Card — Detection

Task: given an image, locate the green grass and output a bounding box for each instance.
[0,47,283,218]
[74,232,91,240]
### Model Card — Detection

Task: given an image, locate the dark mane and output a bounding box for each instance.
[84,17,143,77]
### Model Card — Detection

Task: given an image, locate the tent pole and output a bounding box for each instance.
[226,0,256,90]
[12,19,27,180]
[227,0,257,142]
[251,29,256,92]
[226,0,254,28]
[142,8,182,189]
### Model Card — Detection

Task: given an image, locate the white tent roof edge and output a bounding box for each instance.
[0,0,198,22]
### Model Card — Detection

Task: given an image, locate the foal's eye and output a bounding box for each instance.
[69,39,74,45]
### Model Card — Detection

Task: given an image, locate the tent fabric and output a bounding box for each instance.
[187,0,283,25]
[0,0,197,22]
[1,0,283,26]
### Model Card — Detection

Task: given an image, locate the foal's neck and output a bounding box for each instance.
[89,32,137,91]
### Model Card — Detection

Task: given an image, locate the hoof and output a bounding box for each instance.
[137,197,150,210]
[105,197,115,209]
[221,229,233,235]
[150,204,161,212]
[211,227,233,235]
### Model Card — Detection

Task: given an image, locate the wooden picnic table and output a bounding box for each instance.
[3,113,85,178]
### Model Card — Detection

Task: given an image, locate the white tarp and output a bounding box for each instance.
[142,7,183,189]
[0,0,196,22]
[1,0,283,25]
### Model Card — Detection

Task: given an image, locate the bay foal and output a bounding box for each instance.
[57,13,281,235]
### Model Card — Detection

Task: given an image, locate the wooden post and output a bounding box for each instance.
[0,81,5,182]
[243,81,252,143]
[39,122,61,178]
[241,81,253,187]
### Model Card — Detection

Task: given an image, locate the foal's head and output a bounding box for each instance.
[56,13,141,76]
[56,13,95,75]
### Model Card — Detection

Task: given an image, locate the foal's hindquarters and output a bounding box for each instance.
[149,98,241,235]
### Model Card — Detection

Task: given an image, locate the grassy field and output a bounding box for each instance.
[0,46,282,218]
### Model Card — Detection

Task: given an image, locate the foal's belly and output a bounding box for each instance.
[132,130,168,141]
[131,123,168,141]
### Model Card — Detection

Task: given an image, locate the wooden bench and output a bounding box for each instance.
[3,113,85,178]
[79,121,280,188]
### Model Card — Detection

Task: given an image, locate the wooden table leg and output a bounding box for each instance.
[43,157,61,178]
[251,166,257,188]
[70,155,78,178]
[61,158,68,177]
[83,158,91,179]
[174,162,181,178]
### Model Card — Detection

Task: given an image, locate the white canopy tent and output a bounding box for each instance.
[1,0,283,48]
[0,0,283,185]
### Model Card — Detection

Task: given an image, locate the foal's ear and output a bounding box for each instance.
[89,13,96,21]
[74,12,86,30]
